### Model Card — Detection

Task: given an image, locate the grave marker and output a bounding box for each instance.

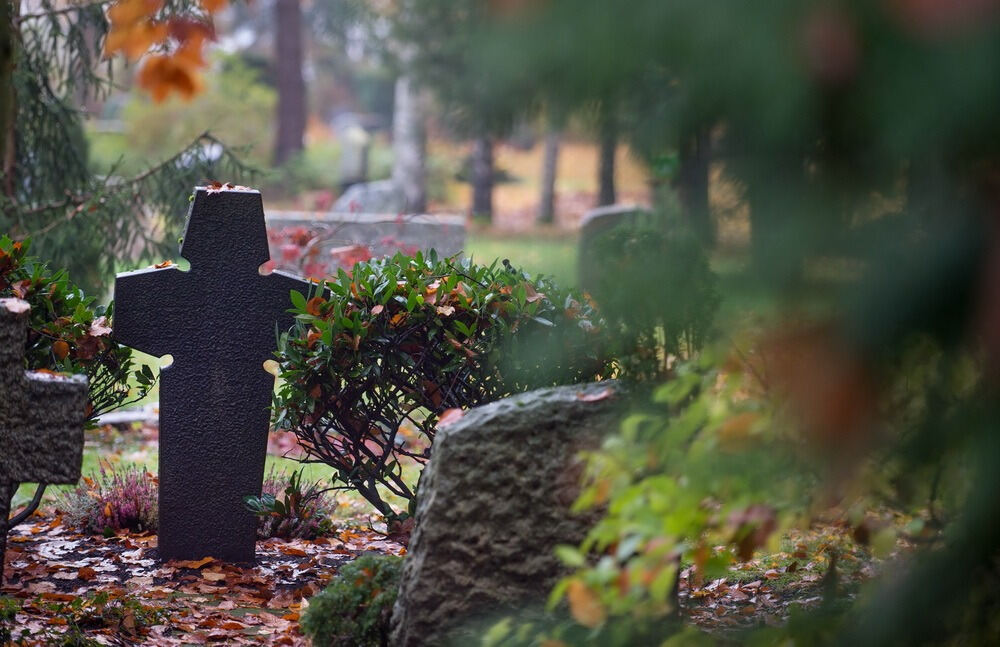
[114,187,313,563]
[0,298,88,584]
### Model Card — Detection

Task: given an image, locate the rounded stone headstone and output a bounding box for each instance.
[390,381,621,647]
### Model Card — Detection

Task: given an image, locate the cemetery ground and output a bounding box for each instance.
[2,419,919,645]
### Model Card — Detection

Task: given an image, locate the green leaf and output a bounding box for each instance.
[290,290,307,311]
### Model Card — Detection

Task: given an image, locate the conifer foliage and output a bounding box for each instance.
[0,0,247,294]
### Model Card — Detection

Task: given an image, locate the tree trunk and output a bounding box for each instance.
[471,136,493,221]
[597,109,616,206]
[391,74,427,213]
[273,0,306,166]
[675,127,713,246]
[1,0,16,200]
[538,130,560,224]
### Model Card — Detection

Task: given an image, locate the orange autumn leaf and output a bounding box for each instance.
[172,556,215,569]
[137,54,204,102]
[306,296,326,316]
[200,0,228,10]
[567,579,606,628]
[52,340,69,360]
[108,0,162,26]
[103,503,112,518]
[105,21,169,60]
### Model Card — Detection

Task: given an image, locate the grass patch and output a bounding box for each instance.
[465,232,577,289]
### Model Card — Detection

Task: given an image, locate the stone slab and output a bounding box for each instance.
[390,381,621,646]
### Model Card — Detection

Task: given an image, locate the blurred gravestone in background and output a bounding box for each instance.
[0,298,87,584]
[390,381,620,647]
[265,207,466,277]
[577,204,648,293]
[332,179,406,215]
[337,123,372,193]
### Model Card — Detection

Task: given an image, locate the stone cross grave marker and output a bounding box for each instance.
[114,187,313,563]
[0,298,88,584]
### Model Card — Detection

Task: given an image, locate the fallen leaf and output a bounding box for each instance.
[577,386,614,402]
[437,408,464,428]
[172,556,216,569]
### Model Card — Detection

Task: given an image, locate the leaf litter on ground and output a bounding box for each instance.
[2,514,405,645]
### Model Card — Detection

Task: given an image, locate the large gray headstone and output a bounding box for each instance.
[113,187,313,563]
[390,381,621,647]
[0,299,88,584]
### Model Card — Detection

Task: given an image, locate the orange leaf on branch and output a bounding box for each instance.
[137,53,204,103]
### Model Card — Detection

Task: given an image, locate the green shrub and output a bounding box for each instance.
[273,252,613,519]
[0,236,155,422]
[588,213,719,378]
[301,554,404,647]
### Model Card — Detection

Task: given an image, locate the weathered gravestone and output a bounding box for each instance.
[265,208,466,275]
[332,179,406,215]
[390,381,621,647]
[578,204,648,295]
[113,187,312,563]
[0,298,88,584]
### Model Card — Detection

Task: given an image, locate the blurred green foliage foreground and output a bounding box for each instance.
[389,0,1000,644]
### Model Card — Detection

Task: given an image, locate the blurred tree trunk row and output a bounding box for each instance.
[1,0,15,200]
[538,129,560,224]
[472,136,493,220]
[391,73,427,213]
[274,0,306,166]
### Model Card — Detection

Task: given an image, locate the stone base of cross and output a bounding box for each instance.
[0,298,88,585]
[114,187,314,563]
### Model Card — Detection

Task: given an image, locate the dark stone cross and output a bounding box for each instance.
[0,298,88,585]
[114,188,312,563]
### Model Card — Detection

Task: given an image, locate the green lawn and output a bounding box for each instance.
[465,232,578,289]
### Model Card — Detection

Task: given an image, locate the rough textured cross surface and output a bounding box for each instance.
[113,188,313,563]
[390,381,621,647]
[0,298,88,584]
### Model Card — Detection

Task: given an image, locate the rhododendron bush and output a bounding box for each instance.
[0,236,154,421]
[272,252,614,519]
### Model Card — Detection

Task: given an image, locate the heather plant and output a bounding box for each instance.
[0,236,156,422]
[273,251,613,519]
[300,554,404,647]
[245,468,337,540]
[57,464,158,536]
